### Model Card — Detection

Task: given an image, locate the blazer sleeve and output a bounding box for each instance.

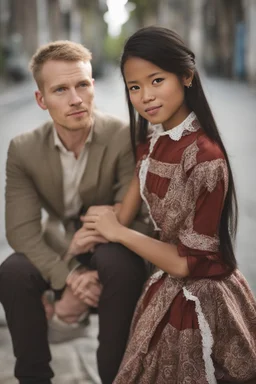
[112,125,135,203]
[5,140,70,290]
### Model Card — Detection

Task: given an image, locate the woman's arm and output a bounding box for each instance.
[115,173,142,227]
[83,210,189,278]
[116,226,189,278]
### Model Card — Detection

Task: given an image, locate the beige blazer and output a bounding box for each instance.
[5,110,148,290]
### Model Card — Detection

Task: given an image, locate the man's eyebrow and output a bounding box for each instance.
[50,83,67,91]
[126,72,163,84]
[50,79,89,91]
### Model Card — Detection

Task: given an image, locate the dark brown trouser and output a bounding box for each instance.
[0,243,147,384]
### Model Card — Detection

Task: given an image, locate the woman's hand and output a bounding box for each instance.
[81,208,123,243]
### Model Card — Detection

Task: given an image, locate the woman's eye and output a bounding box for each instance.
[153,78,164,84]
[129,85,140,91]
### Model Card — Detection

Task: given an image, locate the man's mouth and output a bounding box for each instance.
[68,110,87,116]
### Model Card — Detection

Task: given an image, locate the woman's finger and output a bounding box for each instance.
[74,229,97,240]
[83,222,97,230]
[81,214,99,223]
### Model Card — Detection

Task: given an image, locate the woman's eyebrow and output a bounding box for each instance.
[127,72,163,84]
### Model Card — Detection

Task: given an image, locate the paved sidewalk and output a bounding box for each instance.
[0,315,100,384]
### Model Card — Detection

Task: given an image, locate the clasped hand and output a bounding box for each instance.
[81,207,122,243]
[66,205,121,259]
[42,268,102,323]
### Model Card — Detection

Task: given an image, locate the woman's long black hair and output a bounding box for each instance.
[120,26,238,271]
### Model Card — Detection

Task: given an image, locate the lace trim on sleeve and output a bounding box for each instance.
[179,230,219,252]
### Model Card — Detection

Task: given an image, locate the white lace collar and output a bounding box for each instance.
[150,111,198,141]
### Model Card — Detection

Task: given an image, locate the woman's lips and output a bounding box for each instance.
[145,105,162,116]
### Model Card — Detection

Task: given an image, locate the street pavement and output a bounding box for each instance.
[0,66,256,383]
[0,315,100,384]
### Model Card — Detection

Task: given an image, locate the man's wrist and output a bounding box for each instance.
[53,286,66,301]
[64,250,75,262]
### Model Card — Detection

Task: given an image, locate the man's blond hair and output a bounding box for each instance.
[29,40,92,88]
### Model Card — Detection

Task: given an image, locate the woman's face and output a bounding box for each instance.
[123,57,192,130]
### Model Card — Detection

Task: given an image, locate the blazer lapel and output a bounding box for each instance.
[79,112,107,209]
[46,126,64,216]
[79,140,106,209]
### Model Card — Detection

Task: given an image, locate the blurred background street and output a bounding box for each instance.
[0,0,256,383]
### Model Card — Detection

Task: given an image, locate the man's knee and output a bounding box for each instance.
[92,243,147,285]
[0,253,44,293]
[0,253,33,279]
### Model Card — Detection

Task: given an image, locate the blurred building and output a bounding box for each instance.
[126,0,256,84]
[1,0,255,84]
[0,0,107,82]
[202,0,256,83]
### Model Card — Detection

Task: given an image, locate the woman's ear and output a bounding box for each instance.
[183,70,194,88]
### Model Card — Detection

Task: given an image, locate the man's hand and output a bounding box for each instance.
[66,268,102,308]
[84,205,114,217]
[54,285,88,324]
[64,227,108,262]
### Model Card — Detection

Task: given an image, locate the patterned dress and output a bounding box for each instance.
[114,113,256,384]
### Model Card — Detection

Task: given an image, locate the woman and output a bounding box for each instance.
[83,27,256,383]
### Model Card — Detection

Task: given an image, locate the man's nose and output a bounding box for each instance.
[69,90,82,106]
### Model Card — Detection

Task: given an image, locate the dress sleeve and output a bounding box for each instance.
[177,158,231,278]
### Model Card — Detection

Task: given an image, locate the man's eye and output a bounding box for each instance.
[55,87,65,93]
[79,83,87,87]
[152,78,164,84]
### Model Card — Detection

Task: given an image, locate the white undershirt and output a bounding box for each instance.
[53,127,93,218]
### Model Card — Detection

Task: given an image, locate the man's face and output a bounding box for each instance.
[35,60,94,132]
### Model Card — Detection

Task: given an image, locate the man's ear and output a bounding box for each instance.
[182,70,194,88]
[35,90,47,110]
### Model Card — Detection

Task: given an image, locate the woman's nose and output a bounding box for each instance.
[142,90,155,103]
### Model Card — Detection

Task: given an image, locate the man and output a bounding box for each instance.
[0,41,148,384]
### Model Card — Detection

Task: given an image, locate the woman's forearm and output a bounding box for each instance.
[116,226,189,278]
[117,174,142,227]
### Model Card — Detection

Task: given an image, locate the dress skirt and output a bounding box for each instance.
[114,270,256,384]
